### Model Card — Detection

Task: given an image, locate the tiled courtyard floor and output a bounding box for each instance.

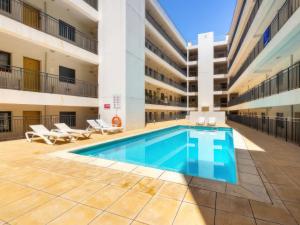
[0,120,299,225]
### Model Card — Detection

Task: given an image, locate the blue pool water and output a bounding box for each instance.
[73,126,237,184]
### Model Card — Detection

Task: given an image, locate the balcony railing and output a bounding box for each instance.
[188,87,198,92]
[228,0,263,68]
[0,65,98,98]
[145,66,187,92]
[83,0,98,10]
[0,0,98,54]
[214,52,227,58]
[145,39,187,76]
[214,103,228,108]
[229,0,300,89]
[145,113,187,123]
[228,62,300,106]
[146,12,186,60]
[146,97,187,107]
[0,114,98,141]
[214,84,228,92]
[228,114,300,145]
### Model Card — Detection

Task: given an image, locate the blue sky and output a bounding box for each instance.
[158,0,236,43]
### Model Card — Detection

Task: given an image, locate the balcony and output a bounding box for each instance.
[214,84,228,92]
[228,62,300,107]
[0,0,98,54]
[83,0,98,10]
[146,12,186,60]
[145,39,187,76]
[229,0,300,89]
[228,0,262,68]
[0,65,98,98]
[145,97,187,108]
[145,66,187,92]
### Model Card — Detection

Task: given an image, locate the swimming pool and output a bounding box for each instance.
[73,126,237,184]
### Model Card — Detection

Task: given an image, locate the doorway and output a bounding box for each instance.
[23,57,40,91]
[23,111,41,132]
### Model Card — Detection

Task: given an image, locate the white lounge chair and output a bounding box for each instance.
[207,117,216,126]
[196,117,205,125]
[25,125,73,145]
[96,119,123,134]
[54,123,93,139]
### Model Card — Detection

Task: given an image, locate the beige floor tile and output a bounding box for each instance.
[110,174,142,189]
[88,158,115,167]
[239,172,264,186]
[255,219,283,225]
[184,187,216,208]
[215,210,255,225]
[216,193,253,217]
[0,183,34,207]
[132,166,164,178]
[44,178,89,195]
[238,164,259,175]
[107,190,152,219]
[61,181,107,202]
[190,177,226,193]
[284,202,300,224]
[173,202,215,225]
[159,171,191,185]
[131,221,148,225]
[136,196,181,225]
[272,185,300,203]
[48,204,101,225]
[132,177,164,196]
[82,185,127,210]
[89,212,132,225]
[10,197,76,225]
[0,191,54,222]
[250,200,297,225]
[158,182,188,201]
[109,162,137,172]
[92,169,126,184]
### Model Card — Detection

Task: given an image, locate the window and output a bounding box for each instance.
[0,0,11,13]
[59,20,75,42]
[59,66,75,84]
[0,51,11,71]
[263,26,271,46]
[0,111,11,132]
[59,112,76,127]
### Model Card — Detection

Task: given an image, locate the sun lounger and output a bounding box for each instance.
[25,125,73,145]
[207,117,216,126]
[54,123,93,139]
[196,117,205,125]
[96,119,123,134]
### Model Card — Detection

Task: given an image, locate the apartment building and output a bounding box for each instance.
[227,0,300,143]
[187,33,228,114]
[0,0,99,139]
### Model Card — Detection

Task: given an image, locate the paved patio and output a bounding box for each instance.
[0,120,299,225]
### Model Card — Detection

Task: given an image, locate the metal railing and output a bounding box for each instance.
[188,87,198,92]
[146,12,186,60]
[145,113,187,123]
[0,0,98,54]
[228,114,300,145]
[189,55,198,61]
[214,103,228,108]
[145,39,187,76]
[228,0,247,52]
[229,0,300,88]
[228,62,300,106]
[214,51,227,58]
[0,65,98,98]
[0,114,98,141]
[145,97,187,107]
[228,0,263,69]
[214,84,228,92]
[83,0,98,10]
[145,66,187,92]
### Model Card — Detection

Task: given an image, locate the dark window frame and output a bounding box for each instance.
[59,66,75,84]
[0,111,12,132]
[0,0,11,13]
[59,20,75,42]
[0,51,11,72]
[59,112,76,127]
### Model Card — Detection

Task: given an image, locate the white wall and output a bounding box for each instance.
[197,32,214,112]
[99,0,145,130]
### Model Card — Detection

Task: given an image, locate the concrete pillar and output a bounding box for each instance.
[99,0,145,130]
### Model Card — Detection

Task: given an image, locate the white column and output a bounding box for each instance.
[99,0,145,130]
[197,32,214,112]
